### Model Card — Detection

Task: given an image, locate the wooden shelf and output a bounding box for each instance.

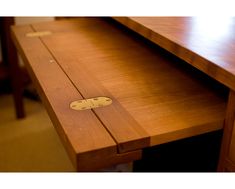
[12,18,227,171]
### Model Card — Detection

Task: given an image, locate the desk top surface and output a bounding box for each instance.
[11,18,227,171]
[113,17,235,91]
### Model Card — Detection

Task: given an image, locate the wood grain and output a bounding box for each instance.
[218,90,235,171]
[113,17,235,91]
[31,18,150,153]
[112,17,235,172]
[12,18,229,171]
[11,24,142,171]
[31,18,226,147]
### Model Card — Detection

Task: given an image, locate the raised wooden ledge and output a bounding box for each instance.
[11,18,227,171]
[113,17,235,91]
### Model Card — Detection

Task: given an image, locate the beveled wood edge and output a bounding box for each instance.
[112,17,235,91]
[11,24,143,171]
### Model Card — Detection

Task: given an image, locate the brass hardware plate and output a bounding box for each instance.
[26,31,52,37]
[70,97,112,110]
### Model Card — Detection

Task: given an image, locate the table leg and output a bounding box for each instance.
[1,17,25,119]
[218,90,235,171]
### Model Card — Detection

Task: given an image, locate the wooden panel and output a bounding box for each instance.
[11,24,142,171]
[113,17,235,91]
[31,18,150,153]
[31,18,226,147]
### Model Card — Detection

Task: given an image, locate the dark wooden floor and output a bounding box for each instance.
[133,130,223,172]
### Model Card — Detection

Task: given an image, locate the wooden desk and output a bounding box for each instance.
[11,17,230,171]
[113,17,235,171]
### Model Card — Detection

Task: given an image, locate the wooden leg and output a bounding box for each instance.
[1,17,25,119]
[218,90,235,171]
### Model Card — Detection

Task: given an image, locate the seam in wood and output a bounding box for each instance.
[29,24,122,154]
[30,22,150,154]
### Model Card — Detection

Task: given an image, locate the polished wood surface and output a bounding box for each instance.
[113,17,235,171]
[32,18,226,146]
[113,17,235,91]
[11,23,142,171]
[31,19,150,153]
[12,18,227,171]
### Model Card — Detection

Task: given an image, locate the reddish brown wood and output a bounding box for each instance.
[223,158,235,171]
[113,17,235,91]
[31,18,150,153]
[11,17,229,171]
[114,17,235,171]
[31,18,225,147]
[11,23,142,171]
[218,90,235,171]
[1,17,25,118]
